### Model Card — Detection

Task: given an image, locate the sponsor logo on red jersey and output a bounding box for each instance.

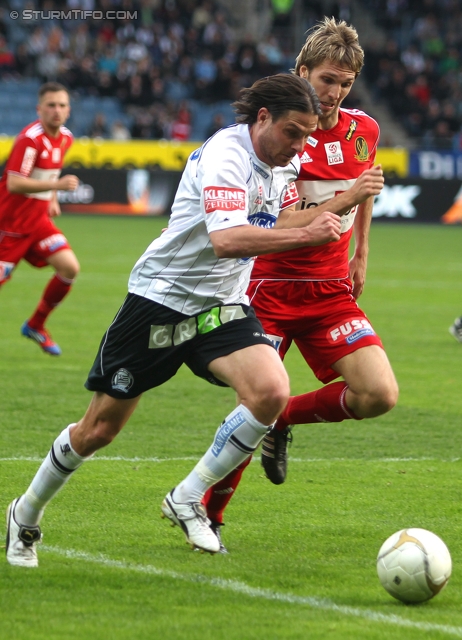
[204,187,246,213]
[328,318,375,344]
[324,141,344,165]
[345,119,358,141]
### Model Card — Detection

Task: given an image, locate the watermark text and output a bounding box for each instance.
[10,10,138,20]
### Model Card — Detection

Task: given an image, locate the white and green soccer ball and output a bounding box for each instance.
[377,528,452,604]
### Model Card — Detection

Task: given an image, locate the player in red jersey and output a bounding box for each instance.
[202,17,398,552]
[0,82,79,355]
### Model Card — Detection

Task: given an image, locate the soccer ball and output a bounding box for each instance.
[376,528,452,604]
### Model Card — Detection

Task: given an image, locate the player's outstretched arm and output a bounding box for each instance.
[276,165,384,229]
[209,211,341,259]
[7,173,79,194]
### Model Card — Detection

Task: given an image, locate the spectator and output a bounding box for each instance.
[210,57,236,101]
[234,37,259,85]
[401,43,426,76]
[14,43,34,77]
[202,10,232,53]
[95,69,117,97]
[194,49,217,100]
[430,119,454,149]
[123,73,152,109]
[73,56,99,96]
[111,120,131,140]
[205,112,225,138]
[69,23,92,60]
[0,35,15,77]
[87,113,109,138]
[191,0,214,33]
[37,44,61,81]
[170,103,192,141]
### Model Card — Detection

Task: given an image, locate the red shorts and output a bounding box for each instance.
[247,278,384,384]
[0,218,70,285]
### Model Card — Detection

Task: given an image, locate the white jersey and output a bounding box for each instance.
[129,124,300,315]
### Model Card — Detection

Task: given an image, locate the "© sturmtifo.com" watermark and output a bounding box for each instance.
[10,10,138,20]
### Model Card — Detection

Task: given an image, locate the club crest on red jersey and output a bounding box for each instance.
[354,136,369,162]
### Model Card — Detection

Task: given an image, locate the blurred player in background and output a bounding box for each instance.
[203,17,399,552]
[0,82,79,356]
[449,316,462,342]
[5,74,342,566]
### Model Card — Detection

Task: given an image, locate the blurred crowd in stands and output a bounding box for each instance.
[0,0,299,140]
[361,0,462,148]
[1,0,461,147]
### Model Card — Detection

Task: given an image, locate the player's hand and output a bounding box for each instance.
[305,211,341,246]
[348,165,384,205]
[57,175,79,191]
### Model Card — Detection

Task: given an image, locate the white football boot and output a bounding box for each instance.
[6,498,42,567]
[161,489,220,554]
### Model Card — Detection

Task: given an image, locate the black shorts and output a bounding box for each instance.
[85,293,274,399]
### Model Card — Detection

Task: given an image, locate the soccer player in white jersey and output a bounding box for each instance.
[0,82,79,355]
[6,73,343,565]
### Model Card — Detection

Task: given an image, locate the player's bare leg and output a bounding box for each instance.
[22,249,80,356]
[332,346,399,418]
[6,393,140,567]
[261,346,398,484]
[161,343,289,553]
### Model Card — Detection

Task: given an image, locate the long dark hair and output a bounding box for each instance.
[233,73,321,125]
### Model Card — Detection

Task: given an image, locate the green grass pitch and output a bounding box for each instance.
[1,215,462,640]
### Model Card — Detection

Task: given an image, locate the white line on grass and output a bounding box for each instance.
[1,456,460,463]
[43,545,462,638]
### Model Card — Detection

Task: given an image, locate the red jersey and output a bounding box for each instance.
[251,108,379,281]
[0,120,73,234]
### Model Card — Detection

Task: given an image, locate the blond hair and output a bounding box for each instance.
[294,16,364,77]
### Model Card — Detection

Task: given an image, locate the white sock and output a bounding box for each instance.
[15,424,89,526]
[174,405,269,503]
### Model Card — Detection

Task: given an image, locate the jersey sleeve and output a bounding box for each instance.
[198,141,251,234]
[63,133,73,157]
[368,118,380,166]
[280,158,300,210]
[6,135,39,177]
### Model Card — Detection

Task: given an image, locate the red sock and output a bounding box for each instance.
[202,455,252,524]
[274,381,362,431]
[28,274,73,330]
